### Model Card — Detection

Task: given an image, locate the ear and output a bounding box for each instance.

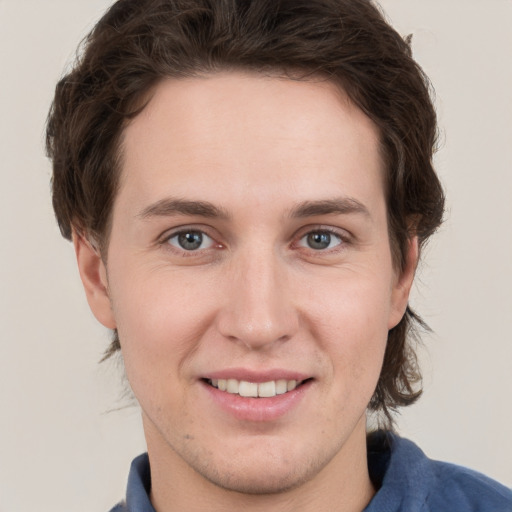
[388,236,419,329]
[73,230,117,329]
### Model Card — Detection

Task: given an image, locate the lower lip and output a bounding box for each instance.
[201,380,312,422]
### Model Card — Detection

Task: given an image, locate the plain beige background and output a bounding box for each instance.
[1,0,511,510]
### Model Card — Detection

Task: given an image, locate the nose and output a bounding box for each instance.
[215,248,299,351]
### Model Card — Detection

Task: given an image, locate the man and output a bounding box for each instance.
[46,0,511,510]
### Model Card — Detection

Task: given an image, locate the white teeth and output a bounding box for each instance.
[287,380,297,392]
[275,379,288,395]
[227,379,239,394]
[239,381,259,397]
[209,378,302,398]
[258,381,276,398]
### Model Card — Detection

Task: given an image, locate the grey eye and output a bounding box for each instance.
[300,231,342,250]
[168,231,214,251]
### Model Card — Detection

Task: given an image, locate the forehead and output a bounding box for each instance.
[116,71,384,217]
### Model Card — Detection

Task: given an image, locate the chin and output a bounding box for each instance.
[199,461,313,496]
[182,439,331,496]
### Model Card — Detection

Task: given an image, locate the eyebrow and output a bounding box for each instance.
[137,196,370,221]
[137,198,230,220]
[289,197,371,219]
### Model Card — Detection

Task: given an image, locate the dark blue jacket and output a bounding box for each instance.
[110,432,512,511]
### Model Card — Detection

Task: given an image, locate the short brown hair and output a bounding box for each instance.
[46,0,444,426]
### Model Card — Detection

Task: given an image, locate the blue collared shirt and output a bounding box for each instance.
[110,432,512,511]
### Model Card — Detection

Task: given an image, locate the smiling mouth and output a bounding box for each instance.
[205,378,309,398]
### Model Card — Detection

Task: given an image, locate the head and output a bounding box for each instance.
[47,0,444,430]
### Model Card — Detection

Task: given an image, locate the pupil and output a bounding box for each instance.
[178,231,202,250]
[308,232,331,250]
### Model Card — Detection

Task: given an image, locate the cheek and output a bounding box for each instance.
[108,263,217,379]
[304,268,392,393]
[307,266,393,343]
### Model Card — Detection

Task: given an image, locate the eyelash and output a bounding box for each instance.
[160,228,220,256]
[159,225,351,256]
[295,227,349,252]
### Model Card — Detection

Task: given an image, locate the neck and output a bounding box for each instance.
[147,416,375,512]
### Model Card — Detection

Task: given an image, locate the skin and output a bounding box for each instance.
[75,72,417,512]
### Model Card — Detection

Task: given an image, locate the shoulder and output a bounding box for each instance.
[109,503,128,512]
[366,431,512,512]
[425,458,512,511]
[108,453,154,512]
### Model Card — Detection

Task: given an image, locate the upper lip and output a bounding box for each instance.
[203,368,311,383]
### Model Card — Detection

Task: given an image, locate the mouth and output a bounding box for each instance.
[204,378,310,398]
[201,373,313,421]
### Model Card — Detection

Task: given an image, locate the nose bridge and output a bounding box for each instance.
[217,243,297,349]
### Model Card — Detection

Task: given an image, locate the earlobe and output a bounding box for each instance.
[388,236,419,329]
[73,230,117,329]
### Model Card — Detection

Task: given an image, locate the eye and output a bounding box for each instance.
[299,230,343,250]
[167,230,215,251]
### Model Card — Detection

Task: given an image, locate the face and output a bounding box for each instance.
[77,72,415,496]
